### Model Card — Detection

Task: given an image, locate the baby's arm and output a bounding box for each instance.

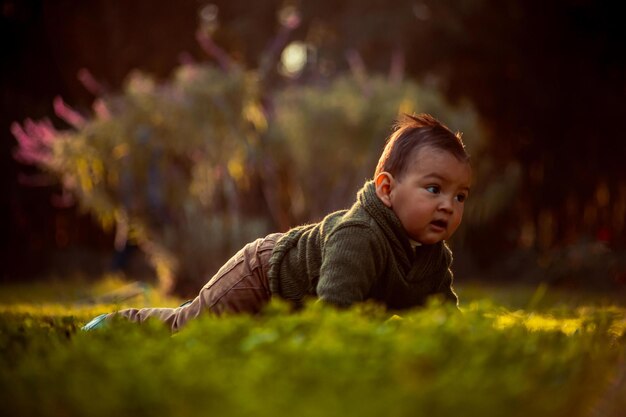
[435,243,459,307]
[438,268,460,307]
[316,224,385,308]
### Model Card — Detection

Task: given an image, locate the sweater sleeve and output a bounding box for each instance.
[436,244,459,307]
[438,268,459,307]
[316,224,384,308]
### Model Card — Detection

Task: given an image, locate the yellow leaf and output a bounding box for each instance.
[244,102,268,132]
[112,144,129,159]
[398,98,414,115]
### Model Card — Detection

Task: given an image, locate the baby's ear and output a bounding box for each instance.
[375,172,394,208]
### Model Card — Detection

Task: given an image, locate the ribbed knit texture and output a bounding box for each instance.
[267,181,458,309]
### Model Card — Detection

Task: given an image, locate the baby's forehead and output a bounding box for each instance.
[406,146,472,181]
[410,144,470,165]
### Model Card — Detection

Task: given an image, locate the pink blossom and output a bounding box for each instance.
[53,96,86,128]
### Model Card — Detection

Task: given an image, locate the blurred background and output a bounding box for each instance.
[1,0,625,297]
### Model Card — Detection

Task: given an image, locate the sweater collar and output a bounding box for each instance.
[357,181,449,286]
[357,180,414,265]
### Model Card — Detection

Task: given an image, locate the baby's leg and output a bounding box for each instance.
[109,233,282,332]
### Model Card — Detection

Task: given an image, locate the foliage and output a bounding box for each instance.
[13,49,483,295]
[13,65,271,295]
[0,292,625,417]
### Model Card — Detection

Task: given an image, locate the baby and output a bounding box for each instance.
[83,113,471,331]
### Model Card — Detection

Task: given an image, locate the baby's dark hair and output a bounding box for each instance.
[375,113,469,179]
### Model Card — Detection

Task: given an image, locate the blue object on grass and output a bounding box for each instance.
[81,313,109,331]
[179,299,193,308]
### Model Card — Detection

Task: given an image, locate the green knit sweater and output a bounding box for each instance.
[267,181,458,310]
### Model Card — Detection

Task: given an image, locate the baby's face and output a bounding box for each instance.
[386,145,471,245]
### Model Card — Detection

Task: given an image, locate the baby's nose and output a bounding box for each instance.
[438,197,453,212]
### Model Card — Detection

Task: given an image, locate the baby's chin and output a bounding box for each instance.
[411,231,455,245]
[410,236,444,246]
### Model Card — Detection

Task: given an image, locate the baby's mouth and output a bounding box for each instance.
[430,219,448,230]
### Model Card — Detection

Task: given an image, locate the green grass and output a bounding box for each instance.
[0,277,625,417]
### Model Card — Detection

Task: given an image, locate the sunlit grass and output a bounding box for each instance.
[0,277,624,417]
[486,308,625,338]
[0,273,182,321]
[457,280,626,310]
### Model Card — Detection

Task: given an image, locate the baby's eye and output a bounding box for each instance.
[426,185,440,194]
[456,194,468,203]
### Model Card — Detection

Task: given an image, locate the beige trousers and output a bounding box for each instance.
[111,233,282,332]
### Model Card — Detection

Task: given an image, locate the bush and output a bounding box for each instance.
[13,62,484,296]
